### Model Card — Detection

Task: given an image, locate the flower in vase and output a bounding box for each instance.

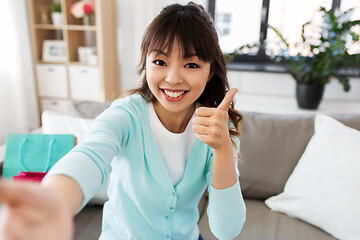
[83,2,95,14]
[71,0,95,18]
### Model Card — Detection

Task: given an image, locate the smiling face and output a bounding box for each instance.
[146,41,212,116]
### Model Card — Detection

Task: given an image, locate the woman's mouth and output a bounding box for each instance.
[161,89,189,102]
[164,89,185,98]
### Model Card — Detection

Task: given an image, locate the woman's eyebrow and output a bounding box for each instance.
[151,49,167,56]
[150,49,198,59]
[183,53,198,59]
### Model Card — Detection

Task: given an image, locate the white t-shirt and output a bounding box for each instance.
[147,102,196,186]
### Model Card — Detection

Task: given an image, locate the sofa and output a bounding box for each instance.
[200,111,360,240]
[1,101,360,240]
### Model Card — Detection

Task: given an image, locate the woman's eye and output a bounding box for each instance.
[153,60,166,66]
[186,63,199,69]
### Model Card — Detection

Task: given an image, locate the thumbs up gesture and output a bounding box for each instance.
[193,88,238,150]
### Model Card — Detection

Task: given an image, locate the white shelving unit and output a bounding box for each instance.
[27,0,119,115]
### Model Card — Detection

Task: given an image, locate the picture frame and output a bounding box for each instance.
[77,46,97,65]
[42,40,67,62]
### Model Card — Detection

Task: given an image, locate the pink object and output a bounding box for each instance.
[71,2,84,18]
[71,1,95,18]
[83,2,94,14]
[13,171,47,183]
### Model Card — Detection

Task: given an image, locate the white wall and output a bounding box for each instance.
[116,0,165,93]
[228,71,360,101]
[228,71,360,114]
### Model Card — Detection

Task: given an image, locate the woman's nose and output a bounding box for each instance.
[165,67,183,85]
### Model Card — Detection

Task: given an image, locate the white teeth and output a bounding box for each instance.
[164,90,185,98]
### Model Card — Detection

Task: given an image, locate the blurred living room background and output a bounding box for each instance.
[0,0,359,145]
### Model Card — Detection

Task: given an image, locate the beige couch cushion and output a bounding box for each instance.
[198,199,337,240]
[238,112,360,200]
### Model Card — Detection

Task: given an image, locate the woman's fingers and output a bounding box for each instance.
[0,180,26,206]
[193,124,209,135]
[0,180,44,207]
[217,88,238,111]
[0,208,25,240]
[195,107,217,117]
[193,91,237,149]
[192,115,211,126]
[0,180,74,240]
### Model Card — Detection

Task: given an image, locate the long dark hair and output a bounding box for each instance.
[131,2,242,140]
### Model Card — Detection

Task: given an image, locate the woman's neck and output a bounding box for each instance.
[153,101,195,133]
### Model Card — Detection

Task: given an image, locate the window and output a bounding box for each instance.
[341,0,360,13]
[214,0,263,53]
[267,0,332,56]
[340,1,360,55]
[210,0,359,68]
[216,13,232,36]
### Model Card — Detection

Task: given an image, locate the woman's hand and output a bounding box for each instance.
[193,88,238,150]
[0,180,73,240]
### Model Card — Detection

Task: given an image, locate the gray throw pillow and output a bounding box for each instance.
[71,101,112,119]
[239,111,360,200]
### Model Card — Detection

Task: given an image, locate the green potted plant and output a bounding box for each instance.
[233,7,360,109]
[51,2,62,26]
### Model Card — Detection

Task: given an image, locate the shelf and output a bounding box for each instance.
[36,60,98,66]
[67,30,97,62]
[34,29,64,61]
[37,60,67,64]
[34,24,63,30]
[66,25,97,31]
[33,24,96,31]
[68,61,98,66]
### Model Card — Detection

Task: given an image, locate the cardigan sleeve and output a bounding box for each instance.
[205,132,247,240]
[43,99,133,211]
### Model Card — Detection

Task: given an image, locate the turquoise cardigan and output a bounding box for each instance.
[45,94,246,240]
